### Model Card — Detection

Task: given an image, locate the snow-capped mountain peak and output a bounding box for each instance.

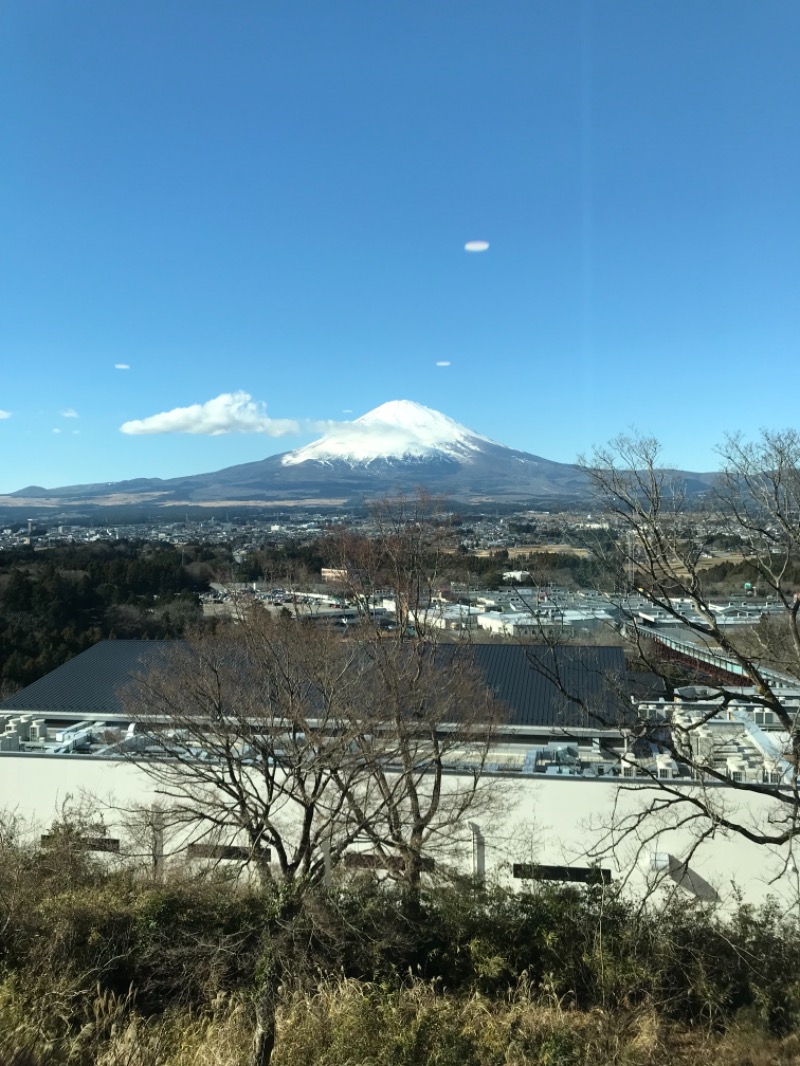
[281,400,499,466]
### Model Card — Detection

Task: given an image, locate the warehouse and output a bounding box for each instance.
[0,640,796,908]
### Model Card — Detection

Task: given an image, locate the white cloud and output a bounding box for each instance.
[120,391,300,437]
[307,419,340,433]
[115,363,130,370]
[0,410,10,420]
[464,240,489,252]
[436,361,451,367]
[61,408,79,419]
[52,427,61,434]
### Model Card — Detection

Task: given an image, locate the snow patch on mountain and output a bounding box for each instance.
[281,400,501,467]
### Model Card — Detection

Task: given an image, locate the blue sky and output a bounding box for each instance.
[2,1,798,492]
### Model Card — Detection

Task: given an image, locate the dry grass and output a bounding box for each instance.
[1,978,800,1065]
[271,979,800,1066]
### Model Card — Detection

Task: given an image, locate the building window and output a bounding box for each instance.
[345,852,434,872]
[187,843,260,861]
[345,852,395,871]
[513,863,611,885]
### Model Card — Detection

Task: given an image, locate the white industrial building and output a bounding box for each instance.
[1,641,799,909]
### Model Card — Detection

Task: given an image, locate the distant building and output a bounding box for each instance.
[321,567,349,584]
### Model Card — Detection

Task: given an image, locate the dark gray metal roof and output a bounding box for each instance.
[437,643,629,730]
[0,640,173,715]
[1,639,630,731]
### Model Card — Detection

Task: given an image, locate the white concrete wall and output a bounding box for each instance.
[1,753,797,910]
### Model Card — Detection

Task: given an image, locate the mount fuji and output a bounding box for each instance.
[2,400,713,513]
[282,400,496,466]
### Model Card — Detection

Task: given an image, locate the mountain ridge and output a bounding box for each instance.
[2,401,715,511]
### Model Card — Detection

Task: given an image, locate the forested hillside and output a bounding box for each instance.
[0,541,214,692]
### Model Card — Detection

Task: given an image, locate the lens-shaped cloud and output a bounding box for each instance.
[436,361,451,367]
[120,391,300,437]
[61,408,79,418]
[0,410,10,420]
[115,363,130,370]
[464,240,489,252]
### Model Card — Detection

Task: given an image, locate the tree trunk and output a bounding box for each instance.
[251,896,298,1066]
[251,985,277,1066]
[251,1022,275,1066]
[402,848,424,916]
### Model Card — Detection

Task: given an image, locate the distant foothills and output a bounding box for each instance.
[0,400,716,516]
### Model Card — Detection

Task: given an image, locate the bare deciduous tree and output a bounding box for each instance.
[126,613,373,883]
[566,431,800,860]
[121,498,506,1064]
[324,494,506,900]
[124,612,380,1066]
[329,492,462,638]
[335,638,506,903]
